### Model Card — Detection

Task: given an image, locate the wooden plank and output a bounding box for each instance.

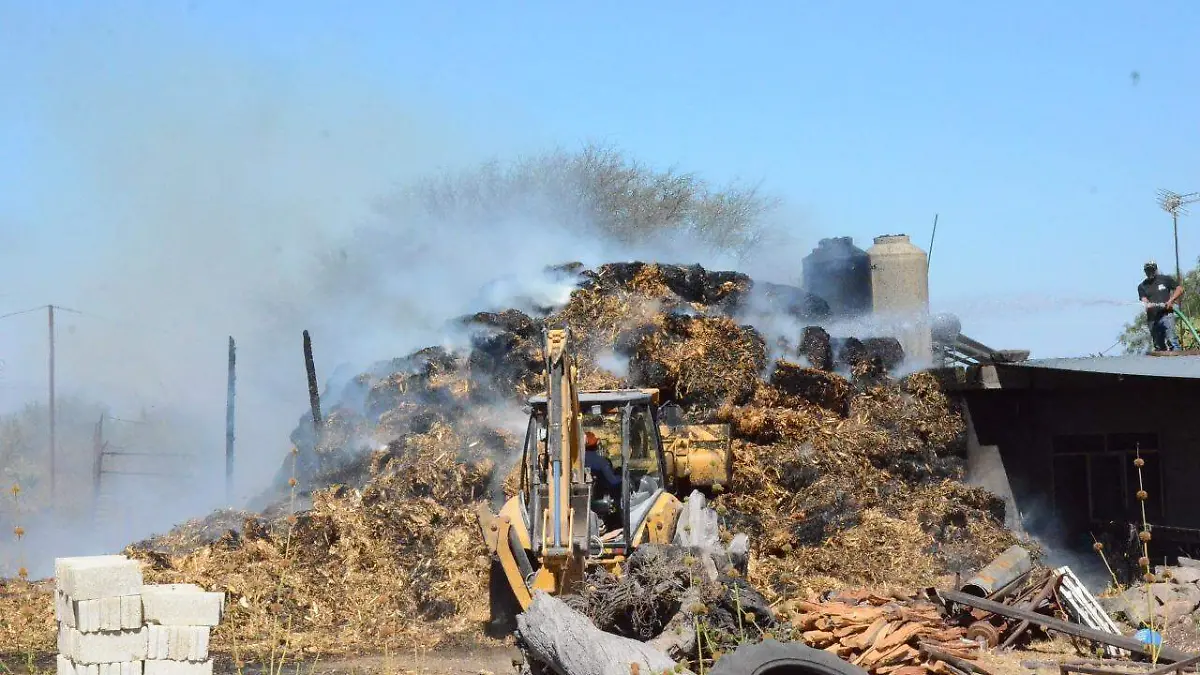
[936,589,1192,663]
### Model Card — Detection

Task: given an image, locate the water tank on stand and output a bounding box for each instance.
[867,234,931,365]
[801,237,872,317]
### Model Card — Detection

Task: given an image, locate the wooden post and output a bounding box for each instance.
[225,336,236,504]
[303,330,322,431]
[302,330,322,478]
[48,304,56,503]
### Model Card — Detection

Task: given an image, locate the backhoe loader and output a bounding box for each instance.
[476,327,733,633]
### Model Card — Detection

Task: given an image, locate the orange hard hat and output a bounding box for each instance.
[584,431,598,447]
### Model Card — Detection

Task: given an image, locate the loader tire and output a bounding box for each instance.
[485,560,521,638]
[710,639,869,675]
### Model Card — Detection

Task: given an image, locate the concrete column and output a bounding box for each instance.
[963,402,1023,533]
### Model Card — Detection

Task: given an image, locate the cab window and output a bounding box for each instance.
[626,405,662,517]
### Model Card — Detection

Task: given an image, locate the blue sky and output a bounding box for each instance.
[2,0,1199,381]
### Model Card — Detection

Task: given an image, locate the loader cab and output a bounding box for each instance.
[521,389,669,555]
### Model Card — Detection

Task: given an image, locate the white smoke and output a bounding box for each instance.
[0,7,832,578]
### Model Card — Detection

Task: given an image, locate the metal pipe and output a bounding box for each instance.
[986,568,1036,602]
[1000,571,1064,648]
[962,545,1034,597]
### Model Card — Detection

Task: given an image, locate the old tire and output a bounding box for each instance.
[710,639,869,675]
[485,560,521,638]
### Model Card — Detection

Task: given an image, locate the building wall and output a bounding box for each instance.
[964,377,1200,534]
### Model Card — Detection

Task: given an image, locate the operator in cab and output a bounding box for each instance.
[1139,260,1184,352]
[584,431,622,496]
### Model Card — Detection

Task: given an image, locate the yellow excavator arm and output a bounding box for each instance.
[539,327,590,566]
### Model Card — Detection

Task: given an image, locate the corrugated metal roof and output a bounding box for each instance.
[1001,354,1200,379]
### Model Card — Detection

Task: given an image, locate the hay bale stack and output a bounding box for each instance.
[863,337,905,372]
[628,314,768,407]
[112,261,1018,659]
[127,422,502,655]
[801,326,834,371]
[768,360,852,416]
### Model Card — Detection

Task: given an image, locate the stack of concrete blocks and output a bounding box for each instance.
[141,583,224,675]
[54,556,225,675]
[55,556,147,675]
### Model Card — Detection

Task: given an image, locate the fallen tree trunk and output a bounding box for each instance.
[517,591,694,675]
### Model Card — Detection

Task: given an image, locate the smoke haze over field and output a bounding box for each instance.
[3,4,1158,580]
[0,6,824,576]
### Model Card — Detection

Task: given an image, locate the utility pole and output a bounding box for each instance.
[225,336,236,504]
[48,304,56,503]
[1157,189,1200,283]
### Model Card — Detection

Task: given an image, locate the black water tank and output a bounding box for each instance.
[802,237,872,317]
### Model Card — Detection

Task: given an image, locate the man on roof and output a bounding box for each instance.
[1138,260,1184,352]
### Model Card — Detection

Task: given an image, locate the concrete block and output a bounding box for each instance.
[56,556,128,589]
[57,625,147,664]
[57,591,76,628]
[143,661,212,675]
[58,593,142,632]
[141,585,223,627]
[146,626,209,661]
[58,557,143,601]
[121,595,142,629]
[58,658,144,675]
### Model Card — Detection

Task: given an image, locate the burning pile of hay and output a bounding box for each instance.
[122,421,517,656]
[0,261,1017,658]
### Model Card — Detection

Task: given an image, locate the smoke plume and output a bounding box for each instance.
[0,7,817,577]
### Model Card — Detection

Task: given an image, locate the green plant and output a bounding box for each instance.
[1131,447,1163,664]
[264,445,302,675]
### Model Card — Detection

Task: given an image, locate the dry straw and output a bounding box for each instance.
[3,262,1018,658]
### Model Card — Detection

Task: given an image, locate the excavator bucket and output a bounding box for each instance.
[660,422,733,491]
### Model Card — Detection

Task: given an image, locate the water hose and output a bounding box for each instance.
[1172,306,1200,347]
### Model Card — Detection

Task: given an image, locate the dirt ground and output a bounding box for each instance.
[2,638,1184,675]
[0,648,521,675]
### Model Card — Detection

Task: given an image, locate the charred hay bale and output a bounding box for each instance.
[870,451,964,484]
[768,360,852,417]
[359,347,465,420]
[458,309,540,340]
[788,493,862,547]
[655,263,751,306]
[576,262,750,310]
[629,315,767,407]
[863,337,905,372]
[800,326,833,371]
[778,457,820,492]
[464,331,542,400]
[544,261,586,280]
[315,408,371,457]
[614,322,659,356]
[835,337,868,370]
[753,281,830,320]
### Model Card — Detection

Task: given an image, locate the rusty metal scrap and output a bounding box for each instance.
[935,589,1191,663]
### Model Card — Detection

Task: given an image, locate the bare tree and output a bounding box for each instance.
[376,143,777,259]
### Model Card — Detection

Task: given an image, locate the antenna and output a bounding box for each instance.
[1157,189,1200,282]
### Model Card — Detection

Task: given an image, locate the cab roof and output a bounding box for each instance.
[527,389,657,406]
